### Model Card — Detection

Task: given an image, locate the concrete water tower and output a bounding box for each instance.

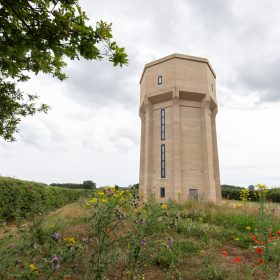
[139,54,221,202]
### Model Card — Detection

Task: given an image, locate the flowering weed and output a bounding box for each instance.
[1,185,280,280]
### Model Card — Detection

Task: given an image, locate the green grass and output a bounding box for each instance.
[0,193,280,280]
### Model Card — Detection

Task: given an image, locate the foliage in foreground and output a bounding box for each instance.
[0,176,86,222]
[0,0,128,141]
[1,186,280,280]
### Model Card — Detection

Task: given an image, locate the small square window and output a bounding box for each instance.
[160,187,165,198]
[158,75,162,85]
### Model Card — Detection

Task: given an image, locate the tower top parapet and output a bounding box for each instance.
[140,53,216,84]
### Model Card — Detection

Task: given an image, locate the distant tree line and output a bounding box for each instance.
[221,184,244,200]
[221,184,280,202]
[129,183,139,190]
[129,183,280,203]
[50,180,96,190]
[97,184,138,191]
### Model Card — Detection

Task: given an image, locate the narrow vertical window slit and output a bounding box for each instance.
[161,109,165,140]
[158,75,162,85]
[160,187,165,198]
[161,144,166,178]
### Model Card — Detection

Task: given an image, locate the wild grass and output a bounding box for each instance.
[0,189,279,280]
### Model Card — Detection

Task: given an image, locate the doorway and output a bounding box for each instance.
[189,189,198,200]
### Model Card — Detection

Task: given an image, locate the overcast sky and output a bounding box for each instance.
[1,0,280,187]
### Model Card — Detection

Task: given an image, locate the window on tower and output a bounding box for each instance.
[158,75,162,85]
[161,144,166,178]
[160,187,165,198]
[161,108,165,140]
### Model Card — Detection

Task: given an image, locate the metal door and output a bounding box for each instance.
[189,189,198,200]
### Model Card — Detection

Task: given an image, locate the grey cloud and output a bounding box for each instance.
[187,0,235,31]
[236,57,280,102]
[63,52,141,107]
[118,128,139,146]
[19,120,52,148]
[86,0,179,43]
[108,127,140,148]
[18,117,72,149]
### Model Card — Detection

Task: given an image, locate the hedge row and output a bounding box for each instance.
[0,177,86,222]
[266,188,280,203]
[221,188,242,200]
[221,186,280,203]
[50,180,96,189]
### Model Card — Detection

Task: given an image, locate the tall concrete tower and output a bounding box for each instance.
[139,54,221,202]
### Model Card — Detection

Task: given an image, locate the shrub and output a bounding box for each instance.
[266,188,280,203]
[221,188,241,200]
[0,177,85,221]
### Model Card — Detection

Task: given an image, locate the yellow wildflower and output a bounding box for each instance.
[29,263,38,272]
[85,202,91,206]
[64,237,76,245]
[134,207,142,213]
[240,189,250,201]
[245,226,251,231]
[49,224,55,228]
[106,185,115,190]
[161,204,168,209]
[89,198,98,204]
[101,198,108,203]
[97,191,105,196]
[234,237,240,241]
[256,184,268,190]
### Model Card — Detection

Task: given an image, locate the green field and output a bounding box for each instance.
[0,185,280,280]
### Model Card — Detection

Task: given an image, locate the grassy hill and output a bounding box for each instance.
[0,187,280,279]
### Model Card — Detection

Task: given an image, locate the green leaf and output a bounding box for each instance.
[0,0,128,141]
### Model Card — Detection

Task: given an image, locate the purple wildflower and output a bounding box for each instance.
[52,256,59,264]
[139,219,145,225]
[52,256,61,270]
[53,232,62,241]
[15,258,20,265]
[167,237,174,245]
[140,240,147,246]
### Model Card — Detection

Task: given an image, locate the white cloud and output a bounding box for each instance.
[1,0,280,187]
